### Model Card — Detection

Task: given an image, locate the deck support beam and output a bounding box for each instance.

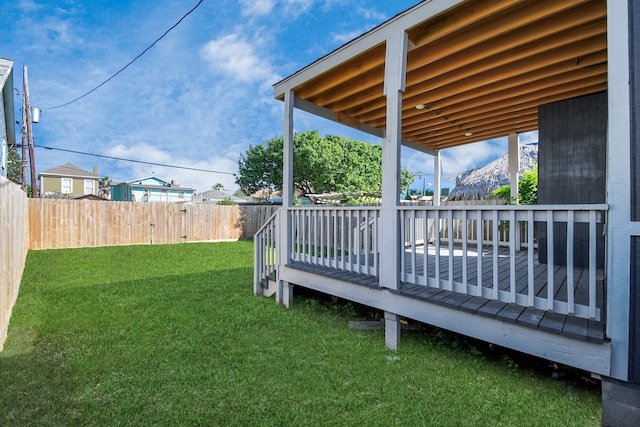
[278,281,293,308]
[380,30,408,291]
[385,311,401,350]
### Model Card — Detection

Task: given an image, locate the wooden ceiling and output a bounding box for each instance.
[276,0,607,151]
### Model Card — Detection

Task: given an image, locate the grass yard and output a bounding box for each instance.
[1,242,600,426]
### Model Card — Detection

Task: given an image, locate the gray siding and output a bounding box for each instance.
[537,91,607,268]
[629,0,640,384]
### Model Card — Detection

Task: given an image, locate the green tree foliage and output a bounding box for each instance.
[236,130,415,197]
[98,176,112,198]
[217,197,237,205]
[491,166,538,205]
[6,146,22,184]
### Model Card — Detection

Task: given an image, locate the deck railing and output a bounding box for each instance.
[289,207,379,276]
[253,210,279,295]
[400,205,607,320]
[254,204,607,321]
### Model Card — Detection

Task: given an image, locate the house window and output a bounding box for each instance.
[61,178,72,194]
[143,189,150,202]
[84,179,94,195]
[178,192,185,199]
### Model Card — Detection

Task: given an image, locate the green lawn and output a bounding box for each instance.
[1,242,601,426]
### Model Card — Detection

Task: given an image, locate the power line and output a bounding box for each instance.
[41,0,205,110]
[23,144,235,176]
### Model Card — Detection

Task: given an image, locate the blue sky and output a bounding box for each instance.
[3,0,537,193]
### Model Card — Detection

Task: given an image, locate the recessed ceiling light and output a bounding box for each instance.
[416,104,426,110]
[465,132,473,137]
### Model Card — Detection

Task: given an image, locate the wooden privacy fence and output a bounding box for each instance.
[1,177,29,350]
[28,199,278,250]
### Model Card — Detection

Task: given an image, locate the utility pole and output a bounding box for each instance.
[23,66,38,198]
[20,85,27,192]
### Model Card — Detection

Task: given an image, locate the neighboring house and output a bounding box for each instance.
[111,176,195,203]
[39,163,100,197]
[194,188,246,205]
[0,58,15,178]
[255,2,639,424]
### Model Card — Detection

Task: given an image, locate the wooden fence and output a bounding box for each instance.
[28,199,279,250]
[1,177,28,351]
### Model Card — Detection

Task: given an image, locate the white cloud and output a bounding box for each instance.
[358,7,388,21]
[200,33,279,85]
[17,0,40,12]
[331,27,373,44]
[240,0,275,16]
[519,130,539,144]
[106,143,238,193]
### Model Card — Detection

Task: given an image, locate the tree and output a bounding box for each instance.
[236,130,415,199]
[491,166,538,205]
[98,176,112,198]
[6,146,22,185]
[212,183,224,191]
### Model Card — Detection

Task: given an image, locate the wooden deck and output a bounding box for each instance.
[287,245,605,344]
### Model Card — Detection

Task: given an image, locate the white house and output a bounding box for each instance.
[253,1,640,424]
[111,176,195,203]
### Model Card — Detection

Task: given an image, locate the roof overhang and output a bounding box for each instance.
[274,0,607,152]
[0,58,16,147]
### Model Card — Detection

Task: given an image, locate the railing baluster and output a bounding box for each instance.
[434,209,441,286]
[567,210,575,314]
[364,209,370,274]
[509,209,516,303]
[547,210,555,311]
[462,210,469,294]
[333,209,338,269]
[477,209,483,297]
[448,210,454,291]
[356,210,362,274]
[589,210,597,319]
[528,210,534,307]
[423,211,428,286]
[340,210,345,270]
[373,210,379,276]
[320,209,325,266]
[492,210,499,300]
[348,210,353,272]
[411,210,417,284]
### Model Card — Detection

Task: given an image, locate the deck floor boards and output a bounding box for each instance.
[288,244,605,343]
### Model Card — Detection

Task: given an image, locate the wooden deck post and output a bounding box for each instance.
[384,311,401,350]
[379,30,407,292]
[276,89,295,306]
[433,151,441,206]
[508,133,519,203]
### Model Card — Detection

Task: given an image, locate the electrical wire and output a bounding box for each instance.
[24,143,235,175]
[41,0,205,110]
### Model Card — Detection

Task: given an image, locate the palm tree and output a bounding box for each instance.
[98,176,112,198]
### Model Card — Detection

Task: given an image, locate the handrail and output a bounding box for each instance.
[253,209,280,296]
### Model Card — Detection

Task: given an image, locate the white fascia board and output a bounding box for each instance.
[273,0,464,99]
[293,96,437,156]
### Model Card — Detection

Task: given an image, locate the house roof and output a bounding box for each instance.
[198,188,246,202]
[273,0,607,153]
[114,176,196,192]
[39,163,98,179]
